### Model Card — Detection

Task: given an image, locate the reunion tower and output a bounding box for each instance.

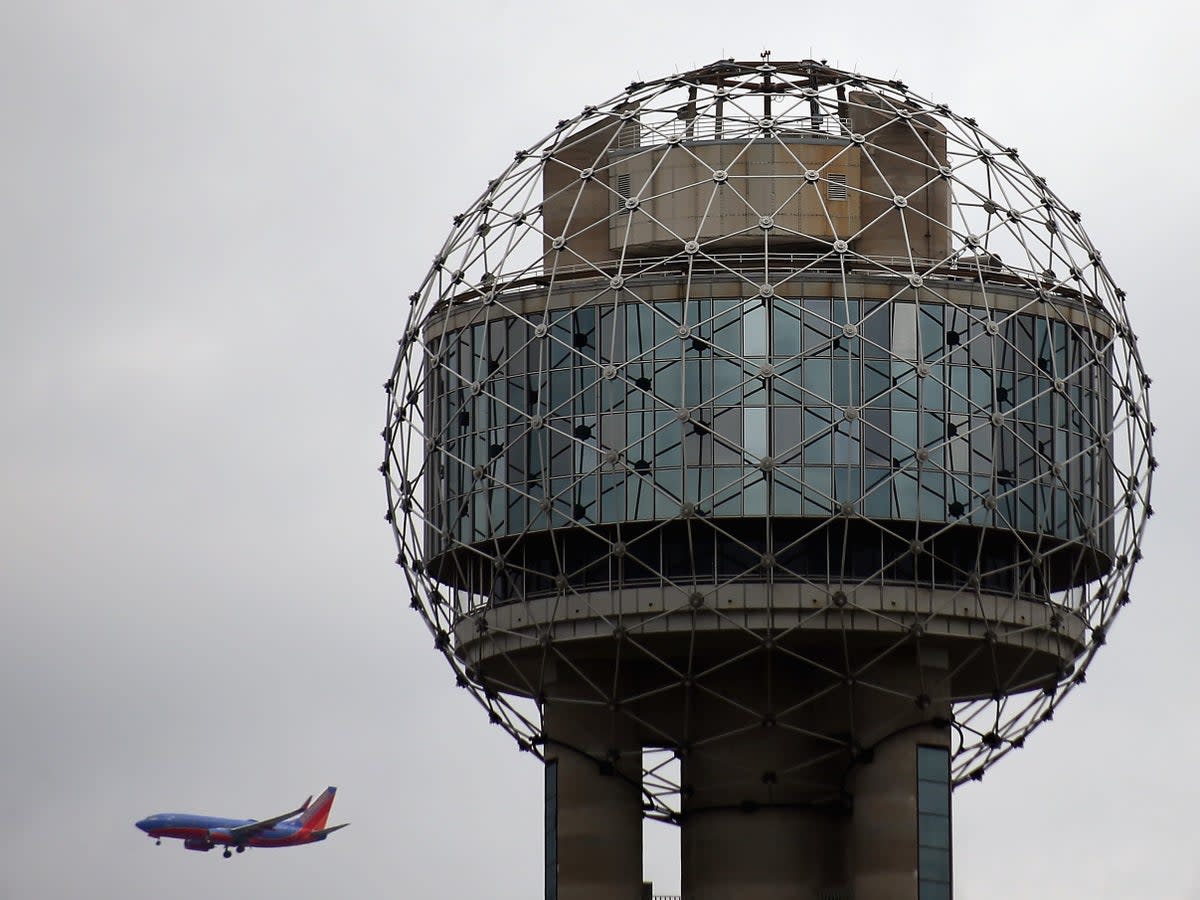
[383,58,1154,900]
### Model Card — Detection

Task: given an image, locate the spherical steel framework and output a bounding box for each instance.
[383,59,1153,825]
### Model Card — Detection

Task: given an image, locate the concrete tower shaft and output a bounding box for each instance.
[385,59,1153,900]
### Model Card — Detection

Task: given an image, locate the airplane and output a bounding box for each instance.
[135,786,348,858]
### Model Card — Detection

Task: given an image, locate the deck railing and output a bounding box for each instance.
[616,114,853,150]
[439,251,1083,312]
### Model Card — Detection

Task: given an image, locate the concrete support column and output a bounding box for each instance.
[544,696,643,900]
[846,649,951,900]
[849,90,950,260]
[682,798,842,900]
[680,679,846,900]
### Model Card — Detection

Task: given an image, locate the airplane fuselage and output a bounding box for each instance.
[135,787,346,856]
[135,814,326,849]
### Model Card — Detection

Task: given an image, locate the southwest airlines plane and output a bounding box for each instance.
[136,786,347,858]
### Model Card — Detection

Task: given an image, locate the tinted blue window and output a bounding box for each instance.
[917,745,951,899]
[545,760,557,900]
[919,813,950,847]
[920,847,951,881]
[430,296,1105,559]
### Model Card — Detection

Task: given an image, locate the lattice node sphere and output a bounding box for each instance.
[384,59,1153,820]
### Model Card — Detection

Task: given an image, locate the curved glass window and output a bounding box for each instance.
[426,293,1112,555]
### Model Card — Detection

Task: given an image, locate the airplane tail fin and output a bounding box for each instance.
[297,787,337,834]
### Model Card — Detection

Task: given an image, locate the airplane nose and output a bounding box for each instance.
[135,817,154,832]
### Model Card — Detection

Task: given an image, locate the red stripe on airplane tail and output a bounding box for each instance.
[297,788,336,834]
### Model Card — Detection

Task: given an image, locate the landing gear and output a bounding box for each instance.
[155,839,161,846]
[223,848,232,859]
[235,846,245,854]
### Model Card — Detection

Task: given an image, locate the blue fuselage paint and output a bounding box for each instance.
[135,814,312,848]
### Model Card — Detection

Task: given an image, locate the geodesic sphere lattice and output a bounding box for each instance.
[384,59,1153,817]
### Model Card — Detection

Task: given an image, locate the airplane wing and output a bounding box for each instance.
[224,796,312,843]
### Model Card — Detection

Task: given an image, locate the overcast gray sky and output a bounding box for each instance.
[2,2,1198,898]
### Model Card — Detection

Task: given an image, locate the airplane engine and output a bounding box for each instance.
[183,838,213,852]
